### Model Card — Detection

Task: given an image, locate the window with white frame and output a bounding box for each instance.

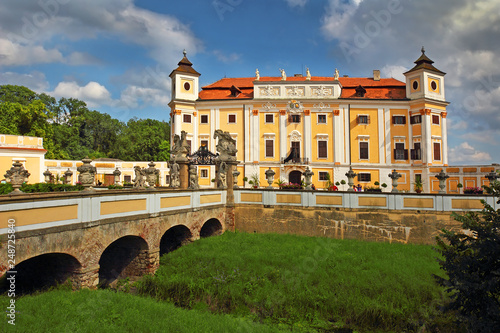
[392,115,406,125]
[317,114,327,124]
[228,114,236,124]
[357,114,369,124]
[265,139,274,158]
[265,114,274,124]
[358,173,371,182]
[183,114,191,123]
[359,141,369,160]
[318,140,327,159]
[319,172,329,181]
[200,115,209,124]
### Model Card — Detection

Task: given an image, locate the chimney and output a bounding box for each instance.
[373,70,380,81]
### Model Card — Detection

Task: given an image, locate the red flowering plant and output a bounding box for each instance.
[463,186,484,195]
[279,182,302,190]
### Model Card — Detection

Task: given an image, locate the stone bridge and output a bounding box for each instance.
[1,187,495,292]
[0,189,231,291]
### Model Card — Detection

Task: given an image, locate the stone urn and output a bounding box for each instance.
[77,158,96,191]
[4,161,30,194]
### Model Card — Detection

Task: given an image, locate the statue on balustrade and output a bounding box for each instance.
[171,130,190,162]
[188,165,199,190]
[170,161,180,188]
[133,166,146,189]
[213,129,237,162]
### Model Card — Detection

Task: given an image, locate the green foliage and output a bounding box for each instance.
[435,182,500,331]
[0,182,83,194]
[381,183,388,188]
[107,184,124,190]
[138,232,452,332]
[0,85,171,161]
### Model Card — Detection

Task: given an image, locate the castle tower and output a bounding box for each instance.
[404,48,449,167]
[169,50,201,149]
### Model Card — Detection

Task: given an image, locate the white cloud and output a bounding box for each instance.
[0,38,63,66]
[321,0,364,41]
[50,81,113,108]
[285,0,308,8]
[449,142,492,163]
[0,71,49,91]
[0,0,202,67]
[380,65,406,81]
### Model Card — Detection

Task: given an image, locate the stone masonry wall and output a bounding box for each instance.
[234,205,462,245]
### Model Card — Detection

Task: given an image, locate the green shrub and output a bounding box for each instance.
[435,182,500,331]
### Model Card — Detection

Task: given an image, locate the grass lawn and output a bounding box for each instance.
[1,232,456,332]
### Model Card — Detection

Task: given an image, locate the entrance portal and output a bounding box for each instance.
[289,171,302,185]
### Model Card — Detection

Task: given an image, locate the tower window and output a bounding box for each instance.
[265,139,274,158]
[183,114,191,123]
[200,115,208,124]
[433,142,441,161]
[431,81,437,91]
[432,115,440,125]
[184,82,191,91]
[228,114,236,124]
[410,115,422,124]
[265,114,274,124]
[412,81,419,90]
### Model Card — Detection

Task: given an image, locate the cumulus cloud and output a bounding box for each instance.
[0,71,49,91]
[449,142,492,163]
[50,81,113,108]
[0,0,202,67]
[0,38,63,66]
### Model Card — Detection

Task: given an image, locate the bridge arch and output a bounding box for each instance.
[160,225,192,257]
[200,218,223,238]
[98,235,149,287]
[0,253,81,294]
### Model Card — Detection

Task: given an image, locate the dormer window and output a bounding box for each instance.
[355,85,366,97]
[229,85,241,97]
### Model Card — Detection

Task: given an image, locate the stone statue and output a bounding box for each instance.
[306,68,311,80]
[170,130,190,162]
[280,68,287,81]
[218,161,227,189]
[170,161,180,188]
[334,68,339,80]
[255,68,260,81]
[133,166,146,189]
[188,165,199,190]
[213,129,237,162]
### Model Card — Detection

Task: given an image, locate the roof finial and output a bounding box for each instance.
[421,46,425,54]
[183,49,187,57]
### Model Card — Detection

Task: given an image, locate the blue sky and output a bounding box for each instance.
[1,0,499,165]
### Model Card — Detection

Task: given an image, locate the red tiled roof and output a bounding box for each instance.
[199,76,406,100]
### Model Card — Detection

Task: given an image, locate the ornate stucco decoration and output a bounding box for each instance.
[289,130,302,142]
[286,86,304,97]
[287,100,303,114]
[313,102,331,109]
[262,102,276,110]
[260,85,279,97]
[312,86,333,97]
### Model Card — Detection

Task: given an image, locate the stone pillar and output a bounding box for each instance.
[178,161,190,189]
[226,161,237,206]
[345,166,356,192]
[72,265,99,290]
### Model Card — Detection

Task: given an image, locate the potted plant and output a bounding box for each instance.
[457,182,463,194]
[275,178,285,188]
[243,176,248,188]
[381,183,387,191]
[414,179,423,193]
[464,186,483,195]
[249,173,260,189]
[340,179,346,191]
